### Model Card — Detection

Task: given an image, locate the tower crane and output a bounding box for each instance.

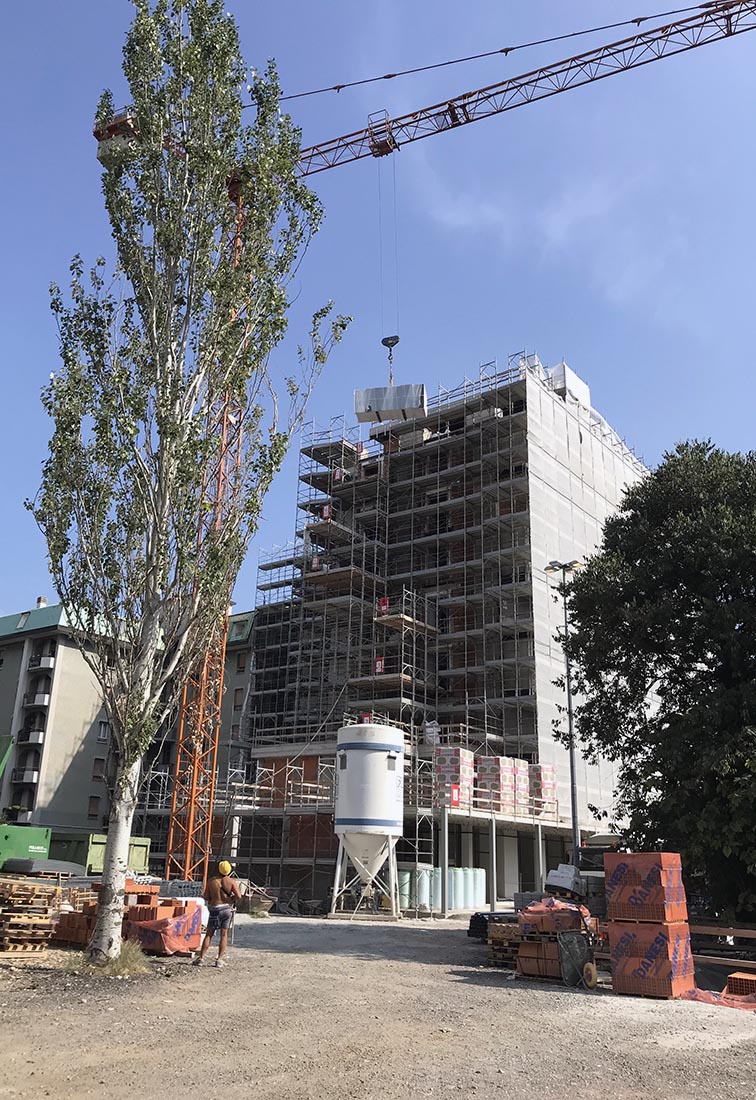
[137,0,754,884]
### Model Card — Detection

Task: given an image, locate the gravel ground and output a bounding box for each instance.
[1,915,755,1099]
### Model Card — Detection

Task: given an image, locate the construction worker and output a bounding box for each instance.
[192,859,241,969]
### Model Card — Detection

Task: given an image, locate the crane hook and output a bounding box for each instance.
[381,335,400,386]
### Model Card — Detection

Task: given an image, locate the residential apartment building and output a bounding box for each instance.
[0,599,254,872]
[0,600,113,831]
[230,356,646,903]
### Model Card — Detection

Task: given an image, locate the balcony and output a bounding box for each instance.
[22,692,50,708]
[4,809,33,824]
[11,768,40,784]
[17,728,45,745]
[28,654,55,671]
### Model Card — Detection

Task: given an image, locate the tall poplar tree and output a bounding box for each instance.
[31,0,348,961]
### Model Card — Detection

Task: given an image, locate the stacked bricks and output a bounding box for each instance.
[0,879,61,954]
[475,756,515,814]
[473,756,529,815]
[528,763,557,818]
[54,880,200,951]
[605,853,695,999]
[513,759,530,815]
[727,972,756,996]
[516,898,587,980]
[433,745,474,808]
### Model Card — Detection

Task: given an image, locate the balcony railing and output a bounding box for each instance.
[17,729,45,745]
[28,654,55,670]
[22,692,50,708]
[4,808,33,824]
[11,768,40,785]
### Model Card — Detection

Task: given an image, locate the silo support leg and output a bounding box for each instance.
[330,839,348,915]
[387,844,400,919]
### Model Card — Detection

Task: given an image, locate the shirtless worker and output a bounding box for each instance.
[193,860,242,968]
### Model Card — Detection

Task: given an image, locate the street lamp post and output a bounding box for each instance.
[545,559,582,867]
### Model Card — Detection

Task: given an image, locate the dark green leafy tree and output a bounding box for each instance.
[563,441,756,917]
[29,0,348,961]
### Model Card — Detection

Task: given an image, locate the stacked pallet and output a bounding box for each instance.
[0,879,61,954]
[516,896,588,980]
[473,756,530,815]
[54,880,200,950]
[528,763,557,817]
[513,759,530,815]
[468,910,513,941]
[475,757,515,814]
[605,853,695,999]
[487,920,521,969]
[433,746,474,808]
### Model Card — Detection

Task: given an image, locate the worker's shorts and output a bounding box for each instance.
[207,905,233,933]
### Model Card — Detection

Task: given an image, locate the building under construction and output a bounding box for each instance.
[226,355,645,907]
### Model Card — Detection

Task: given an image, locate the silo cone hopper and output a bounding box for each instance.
[329,724,405,920]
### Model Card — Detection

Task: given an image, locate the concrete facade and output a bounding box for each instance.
[0,602,254,863]
[0,602,111,831]
[230,356,645,903]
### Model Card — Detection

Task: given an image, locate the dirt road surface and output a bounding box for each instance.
[1,915,755,1099]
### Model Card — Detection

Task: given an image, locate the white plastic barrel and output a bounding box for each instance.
[416,866,432,911]
[398,869,411,910]
[463,867,474,909]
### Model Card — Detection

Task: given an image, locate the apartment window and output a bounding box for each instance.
[233,687,244,711]
[236,651,247,674]
[231,724,240,742]
[92,757,106,780]
[87,796,100,819]
[97,721,111,743]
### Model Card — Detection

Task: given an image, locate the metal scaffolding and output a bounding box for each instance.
[225,356,644,906]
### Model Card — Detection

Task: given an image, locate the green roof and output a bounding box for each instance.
[0,603,68,642]
[227,610,255,645]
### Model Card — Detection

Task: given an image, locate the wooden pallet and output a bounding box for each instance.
[0,941,48,953]
[0,914,55,925]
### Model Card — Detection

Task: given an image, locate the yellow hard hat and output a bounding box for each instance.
[218,860,232,876]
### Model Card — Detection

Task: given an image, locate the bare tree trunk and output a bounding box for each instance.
[87,757,141,963]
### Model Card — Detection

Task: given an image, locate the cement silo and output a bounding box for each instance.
[329,723,404,918]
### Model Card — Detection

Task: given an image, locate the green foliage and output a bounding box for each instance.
[564,441,756,917]
[29,0,349,766]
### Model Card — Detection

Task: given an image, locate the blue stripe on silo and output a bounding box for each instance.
[335,817,403,828]
[337,742,403,752]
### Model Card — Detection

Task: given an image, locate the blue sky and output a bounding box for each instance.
[2,1,755,615]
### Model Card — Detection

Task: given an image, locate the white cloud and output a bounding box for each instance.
[406,146,517,245]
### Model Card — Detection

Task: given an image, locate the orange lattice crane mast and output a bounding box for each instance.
[96,1,756,885]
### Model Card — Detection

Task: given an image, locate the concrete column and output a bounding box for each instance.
[534,823,545,891]
[489,817,497,912]
[440,806,449,917]
[501,834,519,899]
[460,827,473,868]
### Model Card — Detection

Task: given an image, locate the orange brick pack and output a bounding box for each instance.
[604,852,688,923]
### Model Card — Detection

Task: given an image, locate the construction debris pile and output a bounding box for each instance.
[0,878,61,954]
[54,879,202,955]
